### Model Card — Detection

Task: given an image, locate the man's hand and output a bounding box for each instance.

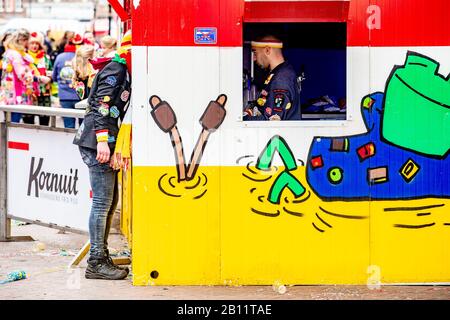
[96,142,110,163]
[110,152,122,170]
[269,114,281,121]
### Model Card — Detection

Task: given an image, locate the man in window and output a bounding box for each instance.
[244,35,301,121]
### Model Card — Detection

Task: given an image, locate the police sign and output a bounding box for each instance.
[194,27,217,44]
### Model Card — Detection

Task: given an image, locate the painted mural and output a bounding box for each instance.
[134,50,449,285]
[307,52,450,201]
[149,94,227,199]
[130,0,450,286]
[150,52,449,229]
[240,51,449,233]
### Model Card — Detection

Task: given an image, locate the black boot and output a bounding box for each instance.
[105,249,130,275]
[85,256,128,280]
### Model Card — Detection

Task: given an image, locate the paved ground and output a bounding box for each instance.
[0,223,449,300]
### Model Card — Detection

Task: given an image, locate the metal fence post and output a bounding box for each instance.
[0,119,10,241]
[50,115,56,128]
[0,115,34,242]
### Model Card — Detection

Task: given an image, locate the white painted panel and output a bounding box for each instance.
[7,127,91,232]
[133,46,450,167]
[369,46,450,93]
[133,46,221,167]
[132,46,150,168]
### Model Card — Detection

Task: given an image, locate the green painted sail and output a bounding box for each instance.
[382,52,450,157]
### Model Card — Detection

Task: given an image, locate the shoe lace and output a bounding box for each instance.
[98,260,121,273]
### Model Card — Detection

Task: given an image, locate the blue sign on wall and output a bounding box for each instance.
[194,27,217,44]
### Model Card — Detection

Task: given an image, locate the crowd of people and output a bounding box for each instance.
[0,28,118,128]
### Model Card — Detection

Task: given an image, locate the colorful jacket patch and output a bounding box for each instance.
[105,76,117,86]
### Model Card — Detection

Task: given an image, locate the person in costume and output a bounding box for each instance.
[73,30,132,280]
[52,33,83,128]
[244,35,301,121]
[27,31,52,125]
[0,29,50,123]
[71,44,96,101]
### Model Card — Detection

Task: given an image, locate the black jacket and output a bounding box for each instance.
[245,62,301,121]
[73,60,131,151]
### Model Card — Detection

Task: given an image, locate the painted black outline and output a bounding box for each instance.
[329,138,350,153]
[258,195,265,203]
[444,223,450,226]
[236,155,254,164]
[168,125,187,182]
[250,188,256,193]
[251,208,280,217]
[313,194,450,203]
[416,212,431,217]
[193,189,208,200]
[356,142,376,162]
[309,155,324,171]
[149,96,177,133]
[246,161,257,174]
[185,175,201,189]
[283,207,304,217]
[384,204,445,212]
[399,158,421,183]
[394,74,449,109]
[312,222,324,233]
[186,94,228,181]
[284,197,289,203]
[327,167,344,185]
[408,62,428,68]
[242,173,272,182]
[316,213,332,228]
[305,92,381,196]
[202,173,208,186]
[380,51,450,160]
[158,174,181,198]
[255,135,297,171]
[319,206,368,220]
[168,176,176,188]
[304,69,450,201]
[198,94,228,131]
[394,222,435,229]
[297,159,305,166]
[367,166,389,185]
[292,191,311,203]
[149,95,187,183]
[266,170,305,205]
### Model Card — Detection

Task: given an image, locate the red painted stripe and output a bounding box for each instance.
[90,190,93,198]
[107,0,130,21]
[244,1,350,23]
[132,0,243,47]
[348,0,450,47]
[8,141,29,151]
[244,0,450,47]
[132,0,450,47]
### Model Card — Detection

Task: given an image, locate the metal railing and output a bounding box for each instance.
[0,104,85,129]
[0,105,86,241]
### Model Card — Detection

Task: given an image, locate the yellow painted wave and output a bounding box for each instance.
[132,165,450,285]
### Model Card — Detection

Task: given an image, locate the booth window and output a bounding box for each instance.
[243,22,347,121]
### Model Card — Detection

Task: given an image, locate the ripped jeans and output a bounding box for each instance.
[79,146,118,259]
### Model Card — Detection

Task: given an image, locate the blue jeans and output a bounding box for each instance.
[79,146,118,259]
[60,100,82,128]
